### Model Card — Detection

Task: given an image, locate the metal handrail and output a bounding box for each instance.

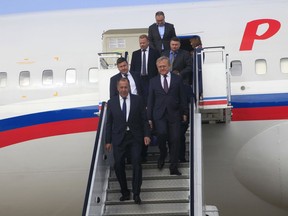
[82,102,107,216]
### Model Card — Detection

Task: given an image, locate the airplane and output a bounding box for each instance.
[1,0,288,215]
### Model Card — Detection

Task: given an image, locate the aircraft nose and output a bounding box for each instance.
[234,122,288,209]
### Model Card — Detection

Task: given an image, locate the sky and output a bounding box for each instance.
[0,0,202,15]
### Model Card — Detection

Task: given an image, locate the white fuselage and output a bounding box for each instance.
[1,1,288,215]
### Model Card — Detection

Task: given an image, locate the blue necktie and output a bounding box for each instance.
[170,51,175,66]
[122,97,127,121]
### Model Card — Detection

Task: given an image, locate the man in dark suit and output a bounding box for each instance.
[110,57,142,98]
[162,37,192,86]
[130,34,160,162]
[130,34,160,104]
[148,11,176,54]
[147,56,188,175]
[105,78,151,204]
[162,37,192,162]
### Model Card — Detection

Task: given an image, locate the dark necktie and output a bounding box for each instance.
[122,97,127,121]
[123,73,128,78]
[163,75,168,93]
[142,49,147,76]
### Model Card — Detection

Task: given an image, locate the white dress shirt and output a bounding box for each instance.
[142,47,149,75]
[158,25,165,50]
[122,72,138,95]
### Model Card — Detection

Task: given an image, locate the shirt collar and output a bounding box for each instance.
[121,72,130,77]
[170,50,178,55]
[162,72,171,77]
[119,94,130,100]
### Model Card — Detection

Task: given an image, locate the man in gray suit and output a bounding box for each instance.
[148,11,176,54]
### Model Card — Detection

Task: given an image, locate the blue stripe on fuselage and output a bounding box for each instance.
[0,105,99,132]
[231,93,288,108]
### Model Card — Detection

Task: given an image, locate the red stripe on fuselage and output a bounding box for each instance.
[232,106,288,121]
[0,117,98,148]
[199,100,227,106]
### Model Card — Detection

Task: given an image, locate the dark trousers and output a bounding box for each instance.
[179,84,192,161]
[140,75,150,161]
[113,131,142,196]
[140,75,149,106]
[179,122,189,161]
[154,112,181,170]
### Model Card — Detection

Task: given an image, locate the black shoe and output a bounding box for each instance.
[157,158,165,169]
[170,169,182,176]
[142,157,147,163]
[133,195,141,204]
[179,158,187,163]
[119,193,130,201]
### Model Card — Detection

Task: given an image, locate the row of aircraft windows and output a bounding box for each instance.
[0,68,99,88]
[1,58,288,88]
[230,58,288,76]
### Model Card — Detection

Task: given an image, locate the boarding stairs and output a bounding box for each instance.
[82,103,218,216]
[81,47,230,215]
[103,149,190,216]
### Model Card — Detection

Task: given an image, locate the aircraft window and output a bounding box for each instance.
[65,68,77,84]
[42,70,53,85]
[0,72,7,87]
[202,51,224,64]
[255,59,267,75]
[108,38,125,49]
[280,58,288,74]
[19,71,30,87]
[89,67,98,83]
[230,60,242,76]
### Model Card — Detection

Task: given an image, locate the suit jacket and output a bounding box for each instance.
[130,47,160,79]
[148,22,176,54]
[109,72,142,98]
[162,49,192,85]
[105,94,150,146]
[147,73,188,122]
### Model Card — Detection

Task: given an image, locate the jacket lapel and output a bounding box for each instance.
[127,95,134,122]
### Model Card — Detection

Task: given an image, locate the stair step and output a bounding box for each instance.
[106,190,189,203]
[108,178,189,190]
[109,174,189,182]
[107,186,188,193]
[110,165,189,178]
[106,198,189,205]
[102,203,190,216]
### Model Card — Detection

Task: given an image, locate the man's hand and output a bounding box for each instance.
[144,137,151,146]
[148,120,153,129]
[105,143,112,152]
[172,70,180,75]
[182,115,188,123]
